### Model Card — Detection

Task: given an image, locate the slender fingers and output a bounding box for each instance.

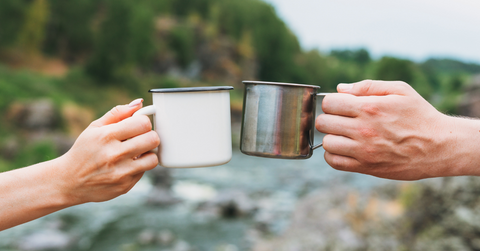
[131,152,159,175]
[121,130,160,159]
[108,115,153,141]
[90,99,143,127]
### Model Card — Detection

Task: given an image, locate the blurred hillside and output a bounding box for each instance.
[1,0,480,172]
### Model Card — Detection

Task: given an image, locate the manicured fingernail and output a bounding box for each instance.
[338,83,353,92]
[128,98,143,107]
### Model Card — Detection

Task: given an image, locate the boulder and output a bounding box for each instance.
[213,190,257,218]
[458,74,480,117]
[7,99,58,131]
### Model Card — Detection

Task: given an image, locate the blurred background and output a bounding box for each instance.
[1,0,480,250]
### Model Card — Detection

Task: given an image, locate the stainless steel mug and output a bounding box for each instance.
[240,81,325,159]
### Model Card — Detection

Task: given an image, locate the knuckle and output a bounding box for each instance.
[145,153,159,168]
[361,147,378,165]
[110,106,123,117]
[148,131,161,146]
[360,102,380,116]
[105,148,122,165]
[328,155,347,171]
[98,129,115,144]
[110,170,126,184]
[359,80,373,93]
[395,81,413,92]
[138,115,152,132]
[358,127,378,138]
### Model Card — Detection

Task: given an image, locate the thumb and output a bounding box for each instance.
[90,98,143,127]
[337,80,414,96]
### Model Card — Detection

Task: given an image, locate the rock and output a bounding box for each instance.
[137,229,157,245]
[0,137,19,160]
[8,99,58,131]
[213,190,256,218]
[157,229,175,246]
[17,229,72,251]
[61,103,94,137]
[146,187,181,206]
[171,240,192,251]
[149,166,173,189]
[120,243,139,251]
[251,186,403,251]
[215,244,239,251]
[458,74,480,117]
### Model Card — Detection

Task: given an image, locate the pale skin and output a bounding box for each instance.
[0,99,160,231]
[316,80,480,180]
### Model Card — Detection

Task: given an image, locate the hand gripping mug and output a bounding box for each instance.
[134,86,234,168]
[240,81,326,159]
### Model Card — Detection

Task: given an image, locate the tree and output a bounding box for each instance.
[86,0,155,82]
[0,0,30,47]
[16,0,50,55]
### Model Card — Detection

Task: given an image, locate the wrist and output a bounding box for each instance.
[441,115,480,177]
[51,154,82,207]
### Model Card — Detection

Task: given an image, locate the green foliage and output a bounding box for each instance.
[375,57,415,83]
[0,0,31,47]
[16,0,50,55]
[86,0,156,82]
[169,25,196,68]
[422,58,480,75]
[330,48,371,65]
[14,140,58,168]
[170,0,215,18]
[296,49,329,87]
[0,0,479,114]
[374,56,433,98]
[0,158,11,173]
[0,65,63,110]
[44,0,97,58]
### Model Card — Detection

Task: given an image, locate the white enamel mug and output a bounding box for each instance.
[134,86,234,168]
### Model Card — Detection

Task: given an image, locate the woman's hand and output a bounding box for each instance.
[0,99,160,230]
[57,99,160,205]
[316,80,480,180]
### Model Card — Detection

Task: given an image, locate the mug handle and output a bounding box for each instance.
[133,105,156,116]
[311,93,332,150]
[133,105,158,154]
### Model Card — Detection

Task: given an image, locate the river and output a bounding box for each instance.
[0,134,400,251]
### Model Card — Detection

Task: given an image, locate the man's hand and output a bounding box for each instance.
[316,80,480,180]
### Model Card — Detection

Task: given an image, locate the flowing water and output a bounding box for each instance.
[0,134,395,251]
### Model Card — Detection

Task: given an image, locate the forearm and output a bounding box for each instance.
[0,157,71,231]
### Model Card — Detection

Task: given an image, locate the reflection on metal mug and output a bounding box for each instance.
[134,86,234,168]
[240,81,327,159]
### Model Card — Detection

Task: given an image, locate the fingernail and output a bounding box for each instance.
[128,98,143,107]
[338,83,353,92]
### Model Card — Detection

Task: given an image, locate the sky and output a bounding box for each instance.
[263,0,480,63]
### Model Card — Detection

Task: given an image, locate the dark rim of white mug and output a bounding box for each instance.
[149,86,234,93]
[242,80,320,89]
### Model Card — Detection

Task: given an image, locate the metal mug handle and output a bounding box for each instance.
[311,93,332,150]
